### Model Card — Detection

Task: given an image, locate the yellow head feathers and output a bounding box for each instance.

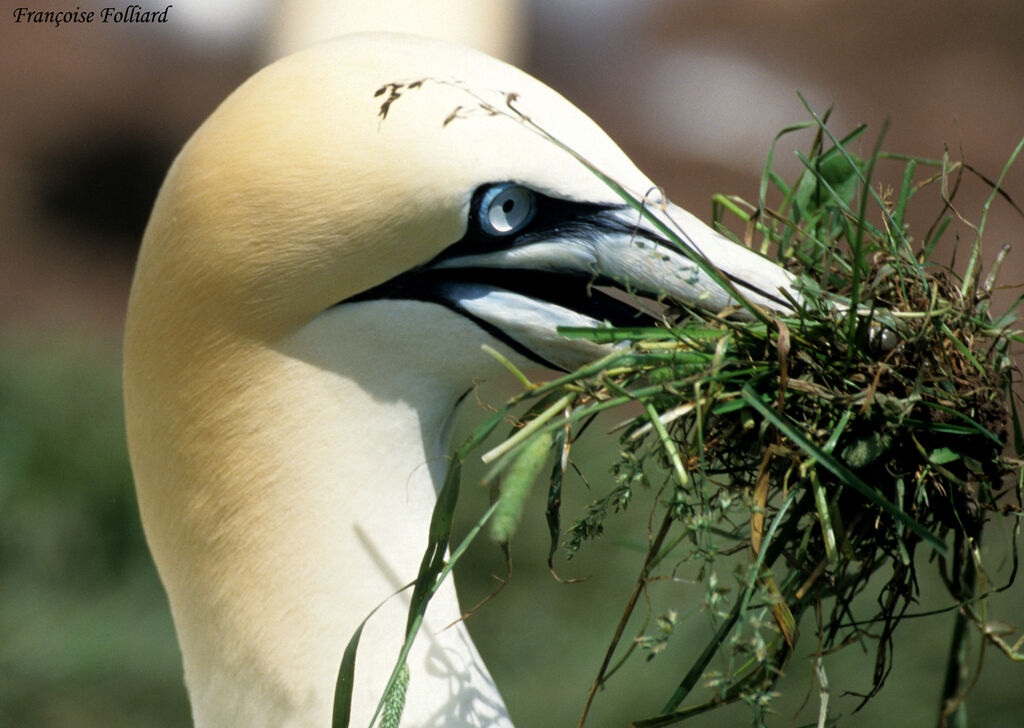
[134,33,652,340]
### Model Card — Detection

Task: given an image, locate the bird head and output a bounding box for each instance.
[129,32,794,376]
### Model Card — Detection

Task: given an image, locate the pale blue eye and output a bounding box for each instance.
[479,184,536,236]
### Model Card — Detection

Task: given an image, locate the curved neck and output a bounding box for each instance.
[127,302,515,727]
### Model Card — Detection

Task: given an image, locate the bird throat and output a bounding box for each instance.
[152,301,518,727]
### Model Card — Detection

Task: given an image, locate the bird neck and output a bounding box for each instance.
[127,301,516,727]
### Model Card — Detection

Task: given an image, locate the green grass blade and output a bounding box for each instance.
[331,583,414,728]
[961,135,1024,298]
[893,158,917,231]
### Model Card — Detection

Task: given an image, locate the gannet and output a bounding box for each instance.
[123,33,795,727]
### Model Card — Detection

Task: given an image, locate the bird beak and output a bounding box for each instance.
[353,200,796,371]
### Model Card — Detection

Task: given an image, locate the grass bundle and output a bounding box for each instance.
[471,109,1024,726]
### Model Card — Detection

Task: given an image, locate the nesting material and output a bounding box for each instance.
[477,114,1023,725]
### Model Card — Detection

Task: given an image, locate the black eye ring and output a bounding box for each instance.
[477,184,536,237]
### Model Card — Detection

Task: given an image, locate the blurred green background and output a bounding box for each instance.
[3,1,1022,726]
[0,334,189,726]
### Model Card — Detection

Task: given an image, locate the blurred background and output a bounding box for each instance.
[2,1,1022,726]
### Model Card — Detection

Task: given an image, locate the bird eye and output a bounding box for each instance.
[478,184,536,236]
